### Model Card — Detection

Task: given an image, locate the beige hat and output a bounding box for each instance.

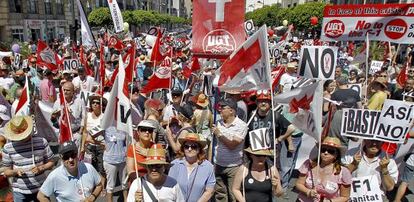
[3,116,33,141]
[178,133,207,148]
[139,144,169,165]
[321,136,346,156]
[244,147,273,156]
[195,93,209,108]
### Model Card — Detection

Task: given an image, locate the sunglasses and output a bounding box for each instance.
[184,144,199,150]
[62,152,78,160]
[321,147,337,155]
[147,164,164,170]
[92,101,101,105]
[139,127,154,133]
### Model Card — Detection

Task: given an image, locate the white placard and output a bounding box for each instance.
[63,59,79,71]
[249,128,270,151]
[376,99,414,143]
[79,91,92,108]
[341,108,381,140]
[244,19,255,34]
[370,60,383,74]
[298,46,338,80]
[13,53,21,69]
[350,175,382,202]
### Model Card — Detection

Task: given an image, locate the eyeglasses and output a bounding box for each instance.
[321,147,337,155]
[62,152,78,160]
[184,144,199,150]
[139,127,154,133]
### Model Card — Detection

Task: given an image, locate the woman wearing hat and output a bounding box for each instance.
[165,105,195,155]
[127,144,184,202]
[367,72,389,110]
[232,147,283,202]
[168,133,215,202]
[295,137,352,202]
[192,93,213,141]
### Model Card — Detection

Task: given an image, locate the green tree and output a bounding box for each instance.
[88,7,112,27]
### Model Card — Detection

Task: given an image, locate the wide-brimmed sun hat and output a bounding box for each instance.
[244,147,273,156]
[195,93,209,107]
[178,133,207,148]
[3,116,33,141]
[139,144,169,165]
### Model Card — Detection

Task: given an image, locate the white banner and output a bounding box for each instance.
[370,60,383,74]
[350,175,382,202]
[63,59,79,71]
[341,108,381,140]
[13,53,21,69]
[321,4,414,43]
[107,0,124,33]
[376,99,414,143]
[249,128,270,151]
[298,46,338,80]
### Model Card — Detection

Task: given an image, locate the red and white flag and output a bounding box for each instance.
[214,25,271,92]
[101,56,132,134]
[183,56,201,78]
[76,0,96,47]
[59,87,73,143]
[141,57,172,93]
[79,46,93,76]
[397,62,409,87]
[271,66,285,90]
[15,76,30,116]
[36,40,60,71]
[150,29,165,63]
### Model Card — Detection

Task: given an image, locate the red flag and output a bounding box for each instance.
[99,43,105,94]
[271,66,286,90]
[15,76,30,116]
[124,44,135,84]
[141,57,172,93]
[36,40,59,71]
[108,36,126,51]
[150,29,165,62]
[79,46,93,76]
[183,57,200,78]
[397,63,408,87]
[59,87,72,144]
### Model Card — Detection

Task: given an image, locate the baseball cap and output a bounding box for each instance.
[137,120,157,129]
[219,98,238,111]
[59,141,78,154]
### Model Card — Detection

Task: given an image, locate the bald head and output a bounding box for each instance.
[62,82,75,101]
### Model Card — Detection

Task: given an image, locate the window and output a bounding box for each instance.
[45,0,52,14]
[28,0,38,13]
[9,0,22,13]
[56,0,64,14]
[11,28,24,41]
[96,0,108,7]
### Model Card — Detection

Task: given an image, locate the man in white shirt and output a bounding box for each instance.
[72,67,96,93]
[279,62,299,93]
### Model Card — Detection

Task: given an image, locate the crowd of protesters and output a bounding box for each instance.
[0,27,412,202]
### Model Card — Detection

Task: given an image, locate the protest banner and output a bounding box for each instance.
[375,99,414,143]
[192,0,245,58]
[370,60,383,74]
[13,53,21,69]
[22,59,28,69]
[107,0,124,33]
[249,128,270,151]
[321,4,414,43]
[269,46,280,59]
[298,46,338,80]
[292,110,319,141]
[341,108,381,139]
[348,83,363,99]
[350,175,382,202]
[80,91,92,108]
[63,59,79,71]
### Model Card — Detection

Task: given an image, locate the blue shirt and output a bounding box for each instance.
[39,162,101,202]
[103,126,127,164]
[168,159,216,202]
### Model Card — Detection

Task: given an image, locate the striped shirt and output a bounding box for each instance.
[215,117,248,167]
[2,136,54,194]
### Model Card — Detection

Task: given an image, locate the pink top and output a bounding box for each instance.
[40,79,56,103]
[297,159,352,202]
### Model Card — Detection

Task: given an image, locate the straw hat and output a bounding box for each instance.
[195,93,209,108]
[244,147,273,156]
[138,55,147,63]
[3,116,33,141]
[321,136,346,156]
[178,132,207,148]
[139,144,169,165]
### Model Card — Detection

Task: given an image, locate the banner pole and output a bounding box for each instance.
[364,34,370,104]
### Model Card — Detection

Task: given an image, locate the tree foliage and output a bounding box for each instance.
[88,8,190,27]
[245,2,326,31]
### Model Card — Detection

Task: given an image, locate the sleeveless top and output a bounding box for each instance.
[244,163,272,202]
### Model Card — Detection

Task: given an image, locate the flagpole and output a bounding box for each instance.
[364,34,370,104]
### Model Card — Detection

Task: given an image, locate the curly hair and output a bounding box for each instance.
[175,142,207,163]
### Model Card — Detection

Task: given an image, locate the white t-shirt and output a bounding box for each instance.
[127,176,184,202]
[279,73,298,92]
[72,76,96,92]
[0,77,14,90]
